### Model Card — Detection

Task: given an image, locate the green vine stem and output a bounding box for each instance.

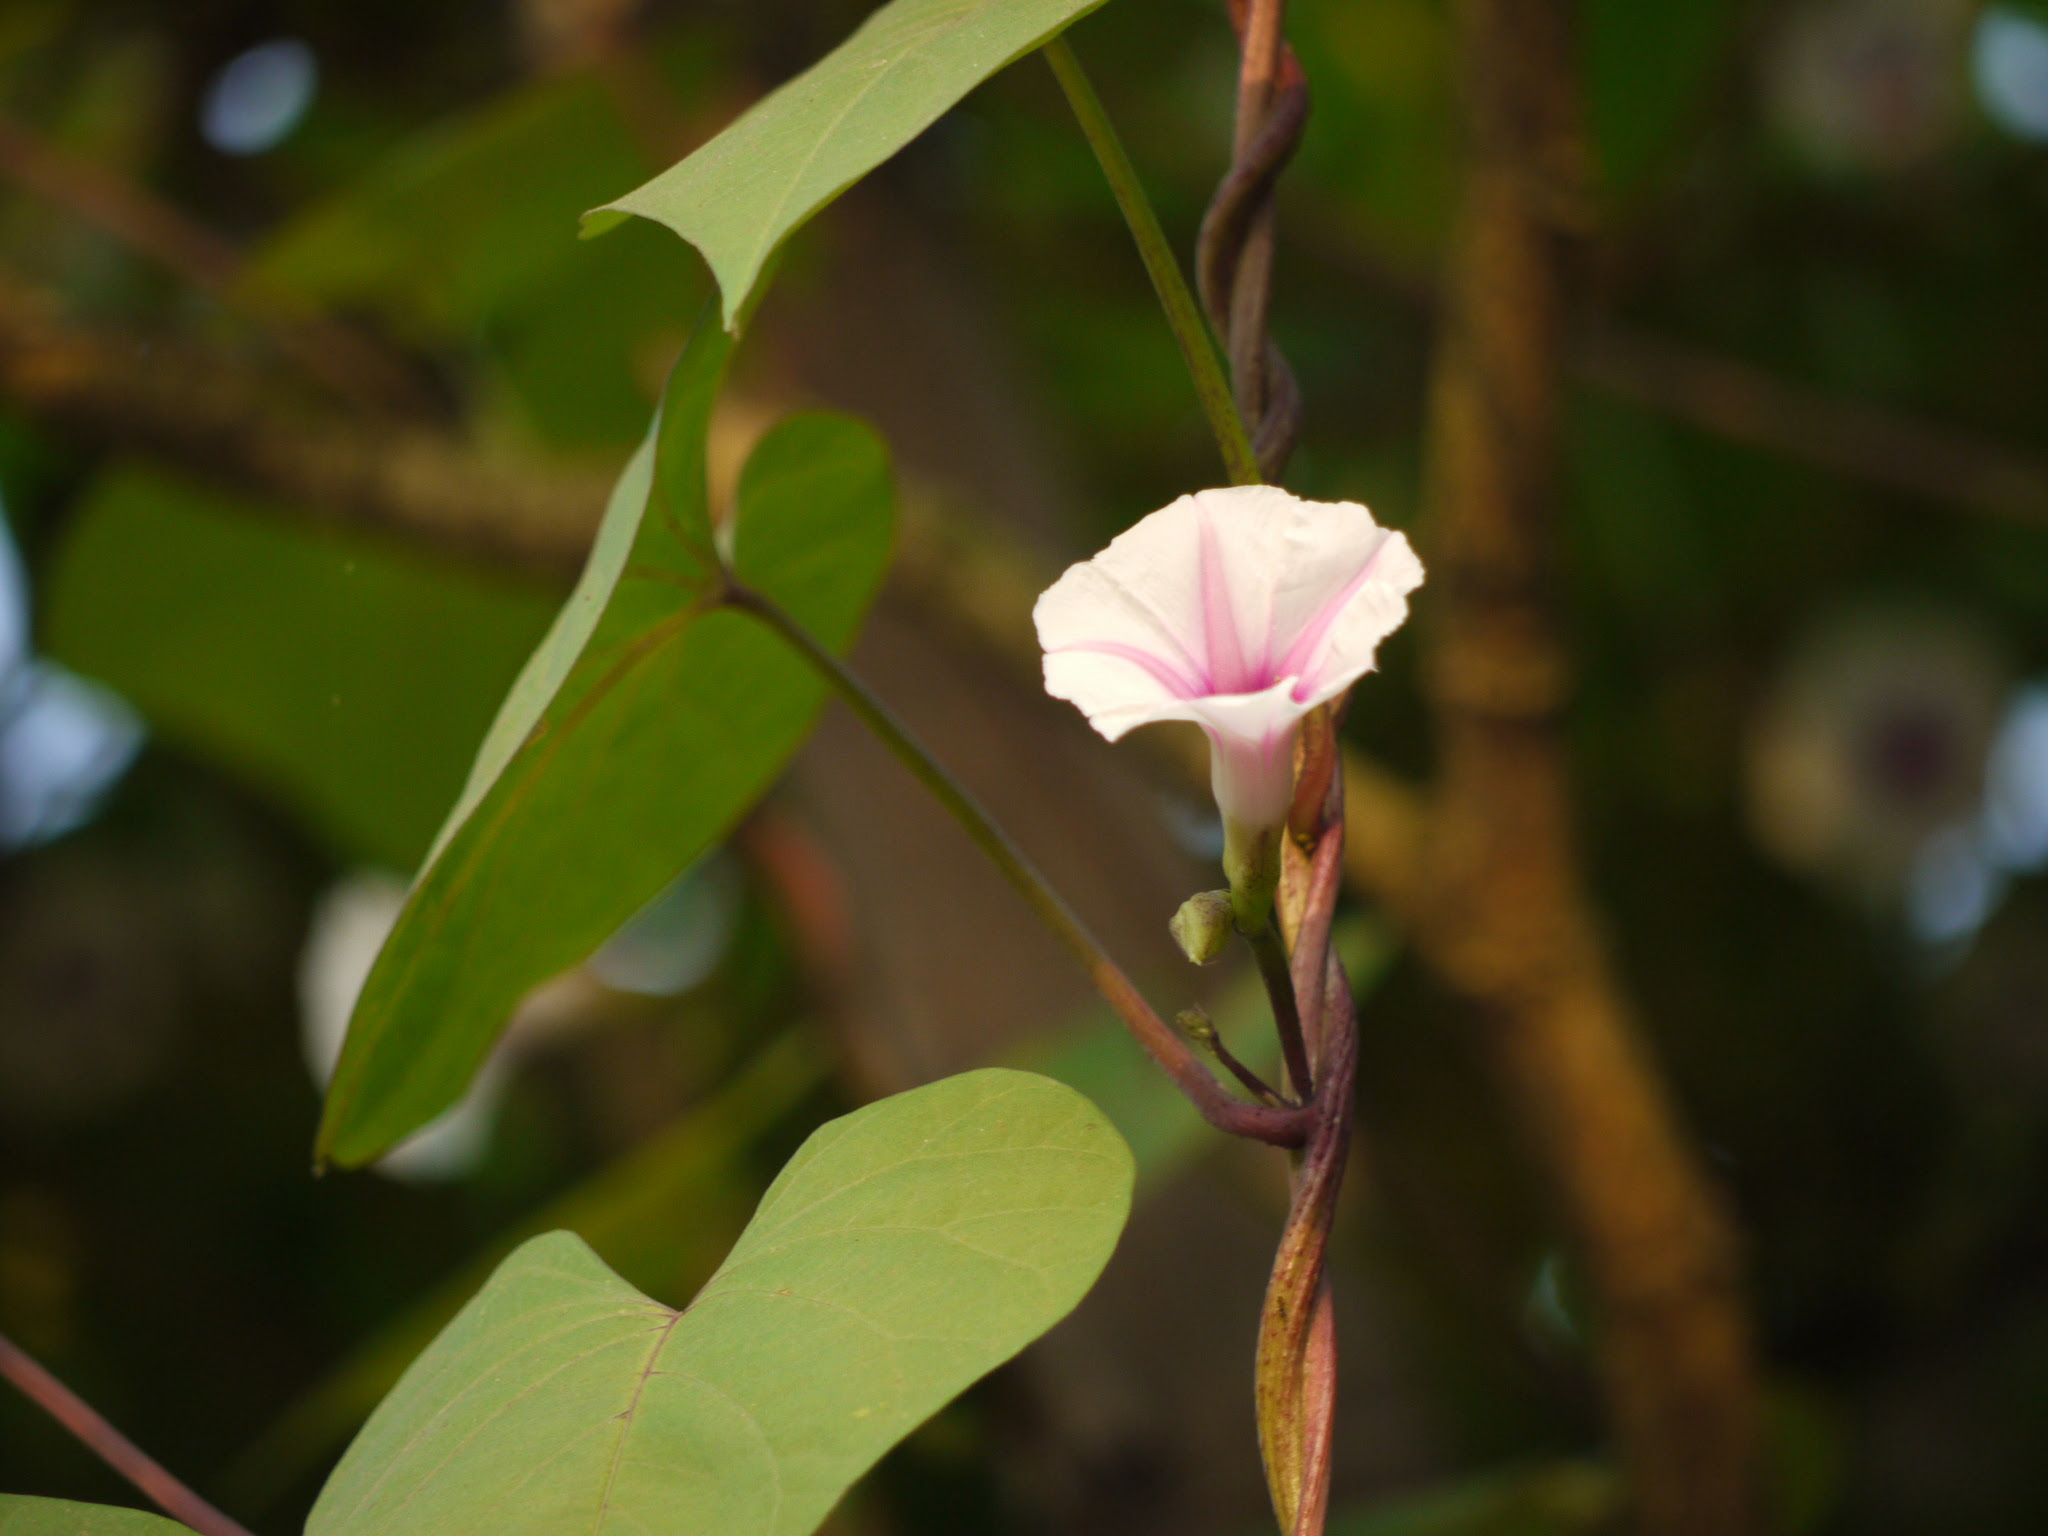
[1042,34,1262,488]
[723,579,1311,1149]
[1249,918,1313,1101]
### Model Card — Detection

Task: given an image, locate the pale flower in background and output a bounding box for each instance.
[299,857,745,1180]
[1034,485,1422,901]
[1744,603,2010,947]
[300,870,508,1182]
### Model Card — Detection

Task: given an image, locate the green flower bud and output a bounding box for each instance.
[1169,889,1237,965]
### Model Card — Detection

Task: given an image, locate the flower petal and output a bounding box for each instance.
[1042,644,1203,741]
[1034,498,1213,693]
[1278,525,1425,701]
[1034,485,1423,756]
[1205,718,1299,833]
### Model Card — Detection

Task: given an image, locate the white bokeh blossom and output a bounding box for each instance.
[1035,485,1423,894]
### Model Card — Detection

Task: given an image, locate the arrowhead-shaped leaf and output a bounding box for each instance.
[0,1497,193,1534]
[585,0,1111,327]
[309,1069,1134,1536]
[318,315,894,1167]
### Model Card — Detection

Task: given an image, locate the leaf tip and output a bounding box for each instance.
[577,205,633,241]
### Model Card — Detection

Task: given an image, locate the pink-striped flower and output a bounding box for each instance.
[1035,485,1423,853]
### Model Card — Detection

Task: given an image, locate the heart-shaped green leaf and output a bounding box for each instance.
[309,1068,1134,1536]
[225,1033,827,1510]
[0,1497,192,1534]
[585,0,1111,327]
[317,314,894,1167]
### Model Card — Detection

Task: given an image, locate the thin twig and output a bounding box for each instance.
[722,578,1311,1150]
[1285,822,1347,1063]
[1257,750,1354,1536]
[0,1329,255,1536]
[1224,0,1285,425]
[1179,1007,1288,1106]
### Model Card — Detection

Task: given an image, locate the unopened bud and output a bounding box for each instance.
[1169,890,1236,965]
[1176,1006,1219,1046]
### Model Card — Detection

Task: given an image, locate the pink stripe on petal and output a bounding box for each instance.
[1198,512,1253,695]
[1055,640,1207,699]
[1276,531,1394,693]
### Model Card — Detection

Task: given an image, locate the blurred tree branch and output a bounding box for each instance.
[0,276,608,575]
[1301,217,2048,532]
[0,113,438,417]
[1578,325,2048,527]
[1414,2,1755,1532]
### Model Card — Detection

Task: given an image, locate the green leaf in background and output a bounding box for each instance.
[317,316,894,1168]
[0,1497,193,1535]
[2005,0,2048,29]
[308,1069,1134,1536]
[1583,0,1732,193]
[250,75,655,336]
[246,70,710,450]
[1291,0,1456,266]
[586,0,1111,328]
[42,467,559,870]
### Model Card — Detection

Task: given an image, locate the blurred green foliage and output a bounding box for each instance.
[43,467,557,869]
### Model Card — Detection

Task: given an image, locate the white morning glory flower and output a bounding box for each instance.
[1035,485,1423,896]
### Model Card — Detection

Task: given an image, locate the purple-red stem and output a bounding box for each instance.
[0,1329,256,1536]
[723,581,1312,1150]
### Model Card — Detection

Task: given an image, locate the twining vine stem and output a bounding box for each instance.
[1198,0,1309,481]
[1047,7,1341,1533]
[0,1328,258,1536]
[721,579,1311,1150]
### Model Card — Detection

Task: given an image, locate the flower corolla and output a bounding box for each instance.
[1034,485,1423,850]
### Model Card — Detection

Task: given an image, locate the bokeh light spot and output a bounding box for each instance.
[1973,6,2048,142]
[200,38,318,156]
[1984,684,2048,871]
[0,497,144,850]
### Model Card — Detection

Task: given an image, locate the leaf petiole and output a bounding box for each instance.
[722,579,1309,1149]
[1042,34,1262,488]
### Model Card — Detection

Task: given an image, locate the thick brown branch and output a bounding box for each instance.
[1416,4,1757,1533]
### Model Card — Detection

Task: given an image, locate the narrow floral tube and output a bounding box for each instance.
[1034,485,1423,883]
